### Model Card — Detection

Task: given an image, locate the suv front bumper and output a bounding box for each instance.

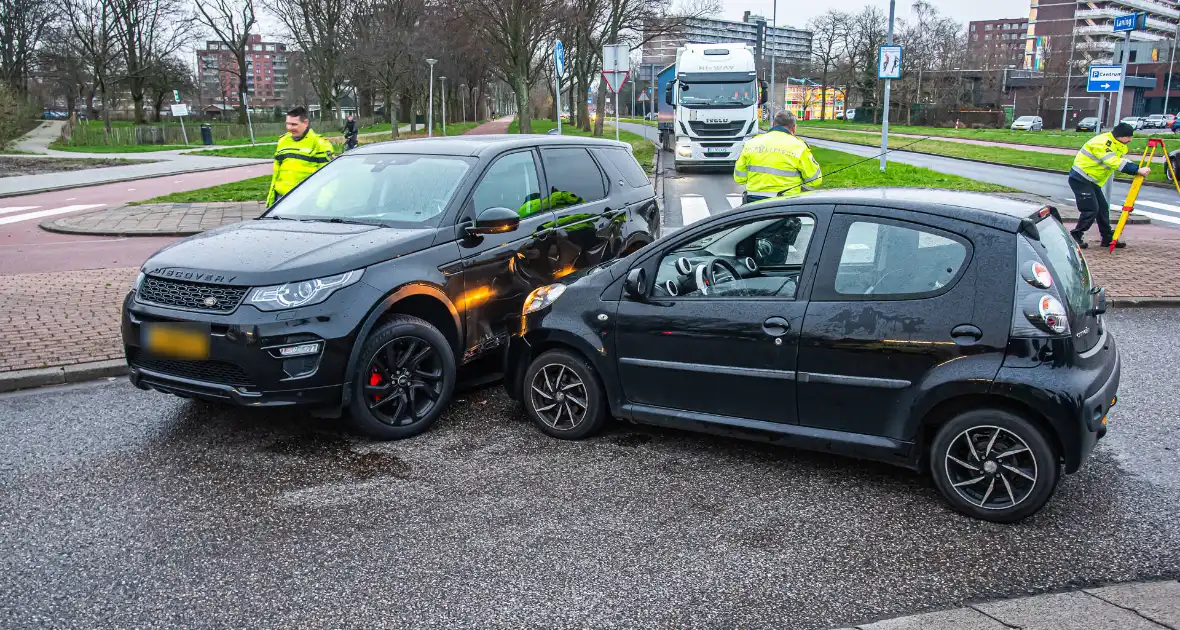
[121,282,381,408]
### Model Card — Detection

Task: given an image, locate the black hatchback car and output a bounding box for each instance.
[1075,117,1100,132]
[505,189,1120,523]
[122,135,659,439]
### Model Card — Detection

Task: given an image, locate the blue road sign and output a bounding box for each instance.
[555,40,566,78]
[1087,65,1122,93]
[1113,13,1138,33]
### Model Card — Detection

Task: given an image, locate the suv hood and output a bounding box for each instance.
[143,219,436,286]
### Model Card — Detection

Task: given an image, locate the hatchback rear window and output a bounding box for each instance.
[1036,217,1093,318]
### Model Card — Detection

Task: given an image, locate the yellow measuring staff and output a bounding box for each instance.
[1110,137,1180,251]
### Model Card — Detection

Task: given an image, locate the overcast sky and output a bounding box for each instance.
[720,0,1031,29]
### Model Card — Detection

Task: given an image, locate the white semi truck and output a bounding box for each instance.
[658,43,767,170]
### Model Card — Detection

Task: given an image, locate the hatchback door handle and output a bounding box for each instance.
[763,316,791,337]
[950,324,982,343]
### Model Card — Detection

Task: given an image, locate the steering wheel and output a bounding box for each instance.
[695,258,745,296]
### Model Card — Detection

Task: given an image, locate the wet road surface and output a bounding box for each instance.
[0,309,1177,629]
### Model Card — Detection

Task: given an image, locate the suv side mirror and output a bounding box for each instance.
[623,267,647,299]
[664,81,674,106]
[469,207,520,235]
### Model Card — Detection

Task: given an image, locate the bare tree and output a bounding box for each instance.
[348,0,423,134]
[807,10,845,121]
[61,0,121,131]
[108,0,194,123]
[38,28,93,117]
[464,0,558,133]
[266,0,352,121]
[1,0,52,93]
[193,0,256,124]
[146,53,195,121]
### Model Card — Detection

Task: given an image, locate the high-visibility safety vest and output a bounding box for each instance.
[1071,132,1131,187]
[266,129,335,206]
[734,129,823,198]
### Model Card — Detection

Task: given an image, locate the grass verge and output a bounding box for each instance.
[808,147,1015,193]
[796,119,1176,154]
[795,127,1169,184]
[507,120,657,173]
[130,175,272,204]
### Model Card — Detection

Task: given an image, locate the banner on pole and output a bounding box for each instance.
[170,104,189,117]
[603,44,629,72]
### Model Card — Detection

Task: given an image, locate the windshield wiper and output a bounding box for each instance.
[320,217,385,226]
[262,214,299,220]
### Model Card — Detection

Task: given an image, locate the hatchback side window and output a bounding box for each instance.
[472,151,543,218]
[540,148,607,210]
[833,220,968,297]
[653,214,816,299]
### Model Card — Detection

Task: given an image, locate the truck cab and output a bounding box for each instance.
[659,43,766,170]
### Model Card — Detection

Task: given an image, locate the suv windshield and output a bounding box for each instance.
[270,153,474,227]
[678,82,756,107]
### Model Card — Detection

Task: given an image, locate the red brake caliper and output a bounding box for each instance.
[369,371,382,401]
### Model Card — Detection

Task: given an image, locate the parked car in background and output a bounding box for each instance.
[506,189,1119,524]
[1011,116,1043,131]
[122,135,659,440]
[844,108,856,121]
[1144,114,1167,129]
[1075,117,1099,133]
[1167,114,1177,128]
[1120,116,1144,130]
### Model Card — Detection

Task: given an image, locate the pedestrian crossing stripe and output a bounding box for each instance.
[1132,200,1180,225]
[0,204,105,226]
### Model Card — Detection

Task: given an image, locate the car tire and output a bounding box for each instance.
[929,408,1060,523]
[522,349,607,440]
[347,315,456,440]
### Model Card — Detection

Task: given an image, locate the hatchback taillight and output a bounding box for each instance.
[1011,237,1071,337]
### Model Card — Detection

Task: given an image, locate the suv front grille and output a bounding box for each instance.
[127,348,252,386]
[138,276,248,312]
[688,121,747,137]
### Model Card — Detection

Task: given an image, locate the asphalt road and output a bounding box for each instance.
[1,309,1177,629]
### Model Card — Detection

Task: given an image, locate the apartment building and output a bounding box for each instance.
[968,18,1031,69]
[196,34,291,110]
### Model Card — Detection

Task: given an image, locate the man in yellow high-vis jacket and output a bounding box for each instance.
[266,106,336,207]
[1069,122,1149,249]
[734,110,822,203]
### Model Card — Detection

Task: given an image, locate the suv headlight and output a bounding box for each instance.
[523,283,566,315]
[248,270,363,311]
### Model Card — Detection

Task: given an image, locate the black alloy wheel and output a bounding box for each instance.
[365,336,444,426]
[930,408,1060,523]
[348,315,455,440]
[523,350,607,440]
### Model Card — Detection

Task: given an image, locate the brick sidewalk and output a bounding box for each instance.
[465,117,514,135]
[0,268,135,373]
[41,202,265,236]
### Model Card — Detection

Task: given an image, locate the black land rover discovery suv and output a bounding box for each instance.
[122,135,659,438]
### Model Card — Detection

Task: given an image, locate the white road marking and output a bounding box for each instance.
[0,206,40,216]
[726,194,743,208]
[0,204,105,226]
[680,195,711,226]
[1135,199,1180,214]
[1135,209,1180,225]
[66,197,77,201]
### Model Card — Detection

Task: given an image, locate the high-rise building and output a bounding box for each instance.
[968,18,1030,70]
[641,12,812,70]
[196,34,291,110]
[1023,0,1180,115]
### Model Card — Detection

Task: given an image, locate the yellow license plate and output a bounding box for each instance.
[142,323,210,360]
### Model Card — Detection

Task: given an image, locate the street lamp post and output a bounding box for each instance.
[769,0,777,121]
[880,0,896,172]
[426,58,438,137]
[460,83,467,124]
[440,76,448,136]
[1061,16,1079,130]
[1165,24,1179,116]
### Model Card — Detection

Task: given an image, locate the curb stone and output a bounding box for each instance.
[0,360,127,394]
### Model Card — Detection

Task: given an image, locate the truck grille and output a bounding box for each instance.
[127,347,252,386]
[688,121,748,137]
[138,276,248,312]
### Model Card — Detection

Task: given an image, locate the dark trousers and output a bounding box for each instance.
[1068,176,1113,242]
